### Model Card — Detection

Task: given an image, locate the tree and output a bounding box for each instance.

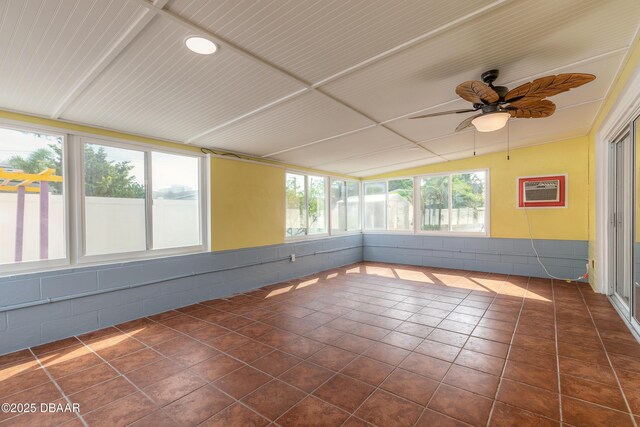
[7,143,144,198]
[420,176,448,230]
[7,143,63,194]
[83,145,145,198]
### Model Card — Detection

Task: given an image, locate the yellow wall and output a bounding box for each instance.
[365,137,589,241]
[587,35,640,288]
[210,158,285,251]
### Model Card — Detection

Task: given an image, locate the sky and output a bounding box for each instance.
[0,127,198,191]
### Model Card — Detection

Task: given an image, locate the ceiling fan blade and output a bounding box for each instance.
[410,109,477,119]
[455,81,499,104]
[505,73,595,102]
[455,113,483,132]
[509,99,556,118]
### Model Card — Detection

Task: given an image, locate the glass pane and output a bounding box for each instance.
[308,176,327,235]
[420,176,449,231]
[331,180,346,232]
[152,152,200,249]
[387,179,413,231]
[346,181,360,231]
[84,143,146,255]
[286,173,306,237]
[364,182,386,230]
[451,171,486,233]
[0,128,65,265]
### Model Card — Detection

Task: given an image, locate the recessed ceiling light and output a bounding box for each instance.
[185,36,217,55]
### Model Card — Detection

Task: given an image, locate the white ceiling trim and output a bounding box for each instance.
[258,46,626,161]
[263,124,379,158]
[589,21,640,135]
[172,0,509,143]
[50,0,169,119]
[331,98,603,175]
[310,0,508,88]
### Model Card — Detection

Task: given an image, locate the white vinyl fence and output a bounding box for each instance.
[0,194,200,264]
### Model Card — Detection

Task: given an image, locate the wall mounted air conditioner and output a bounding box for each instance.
[517,174,567,208]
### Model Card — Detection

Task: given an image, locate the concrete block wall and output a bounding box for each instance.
[0,233,589,355]
[363,234,588,280]
[0,235,362,355]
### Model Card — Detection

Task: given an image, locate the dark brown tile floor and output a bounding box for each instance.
[2,262,640,426]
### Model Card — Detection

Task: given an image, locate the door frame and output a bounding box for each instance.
[595,63,640,295]
[608,134,633,314]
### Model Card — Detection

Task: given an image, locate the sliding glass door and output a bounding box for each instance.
[611,133,631,311]
[634,116,640,326]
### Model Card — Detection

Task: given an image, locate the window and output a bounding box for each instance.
[285,172,327,238]
[0,126,66,268]
[387,178,413,231]
[364,181,386,230]
[331,179,360,233]
[419,170,488,234]
[82,139,205,259]
[83,143,146,256]
[152,152,201,249]
[364,179,413,231]
[420,175,449,231]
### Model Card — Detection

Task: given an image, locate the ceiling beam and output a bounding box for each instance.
[320,98,603,176]
[261,47,627,159]
[154,0,510,145]
[50,0,170,119]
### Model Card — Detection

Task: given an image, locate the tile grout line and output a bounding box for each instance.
[484,276,529,426]
[74,332,192,423]
[28,347,89,427]
[576,284,638,427]
[406,274,508,427]
[111,316,281,425]
[125,307,362,425]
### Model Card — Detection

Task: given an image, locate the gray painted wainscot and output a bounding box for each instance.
[0,234,587,355]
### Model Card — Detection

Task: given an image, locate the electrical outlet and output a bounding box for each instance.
[290,254,296,262]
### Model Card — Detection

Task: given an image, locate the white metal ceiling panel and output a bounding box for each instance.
[0,0,145,116]
[322,0,640,122]
[167,0,489,84]
[354,156,444,178]
[61,16,305,142]
[267,126,408,168]
[317,144,436,176]
[193,91,375,156]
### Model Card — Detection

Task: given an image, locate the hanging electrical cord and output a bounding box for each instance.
[523,205,588,282]
[200,147,243,159]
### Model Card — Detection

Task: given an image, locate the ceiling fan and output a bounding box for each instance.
[410,69,595,132]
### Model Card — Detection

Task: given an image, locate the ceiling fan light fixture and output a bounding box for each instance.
[471,112,510,132]
[185,36,217,55]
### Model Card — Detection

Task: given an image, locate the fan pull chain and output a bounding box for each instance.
[473,129,476,156]
[507,120,510,160]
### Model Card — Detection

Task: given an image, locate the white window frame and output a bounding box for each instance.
[77,136,209,265]
[0,117,209,278]
[330,177,361,235]
[363,176,416,234]
[285,170,329,241]
[416,168,490,237]
[0,121,71,275]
